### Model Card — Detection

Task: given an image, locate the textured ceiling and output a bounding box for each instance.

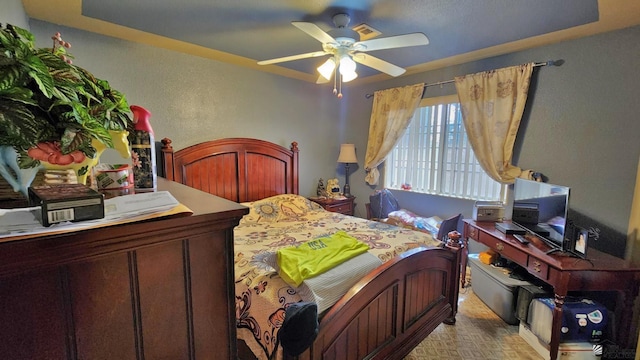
[21,0,640,83]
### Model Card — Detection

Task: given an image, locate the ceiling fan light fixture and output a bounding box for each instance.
[317,58,336,80]
[339,55,356,74]
[341,70,358,83]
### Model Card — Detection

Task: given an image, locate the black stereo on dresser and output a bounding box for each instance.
[512,204,539,224]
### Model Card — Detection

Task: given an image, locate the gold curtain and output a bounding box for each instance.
[454,63,533,184]
[364,83,424,185]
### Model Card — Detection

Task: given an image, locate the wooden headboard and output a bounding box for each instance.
[160,137,299,203]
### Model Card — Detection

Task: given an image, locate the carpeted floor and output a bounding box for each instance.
[405,272,544,360]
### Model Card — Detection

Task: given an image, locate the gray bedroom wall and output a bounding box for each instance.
[1,0,29,29]
[25,20,342,198]
[347,25,640,258]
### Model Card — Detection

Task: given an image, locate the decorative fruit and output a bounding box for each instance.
[28,142,84,165]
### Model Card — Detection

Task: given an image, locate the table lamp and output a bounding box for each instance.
[337,144,357,197]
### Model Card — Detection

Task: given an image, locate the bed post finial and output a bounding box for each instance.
[291,141,299,195]
[161,138,173,151]
[161,138,175,180]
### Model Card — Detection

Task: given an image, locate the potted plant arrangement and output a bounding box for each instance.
[0,23,134,199]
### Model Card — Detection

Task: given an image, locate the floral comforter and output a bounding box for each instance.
[234,194,442,360]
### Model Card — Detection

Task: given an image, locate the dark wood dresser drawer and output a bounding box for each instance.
[466,225,479,240]
[527,256,549,280]
[326,203,351,214]
[479,232,528,264]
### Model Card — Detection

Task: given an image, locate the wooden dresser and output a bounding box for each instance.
[0,178,248,360]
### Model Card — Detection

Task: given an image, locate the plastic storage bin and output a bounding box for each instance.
[516,284,551,325]
[468,253,532,324]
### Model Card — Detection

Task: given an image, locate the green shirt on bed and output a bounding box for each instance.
[277,231,370,287]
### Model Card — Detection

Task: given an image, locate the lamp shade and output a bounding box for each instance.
[337,144,358,163]
[339,56,356,74]
[317,58,336,80]
[341,70,358,83]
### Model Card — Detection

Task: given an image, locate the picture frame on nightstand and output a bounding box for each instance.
[572,227,589,257]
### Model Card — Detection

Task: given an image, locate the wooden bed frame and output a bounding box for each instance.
[161,137,461,360]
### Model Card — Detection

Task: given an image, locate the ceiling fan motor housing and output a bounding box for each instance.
[330,30,359,44]
[332,13,351,28]
[330,13,359,43]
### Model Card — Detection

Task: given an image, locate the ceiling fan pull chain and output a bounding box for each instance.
[333,64,338,96]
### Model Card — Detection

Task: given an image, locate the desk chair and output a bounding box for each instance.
[437,213,462,242]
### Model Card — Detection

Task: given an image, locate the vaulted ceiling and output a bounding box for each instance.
[21,0,640,83]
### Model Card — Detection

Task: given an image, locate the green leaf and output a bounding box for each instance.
[0,99,55,148]
[28,71,52,98]
[77,165,89,176]
[59,128,90,153]
[36,50,77,75]
[0,87,36,105]
[10,26,35,46]
[0,54,16,66]
[49,67,82,83]
[0,65,23,90]
[0,25,33,54]
[17,149,40,169]
[49,85,73,104]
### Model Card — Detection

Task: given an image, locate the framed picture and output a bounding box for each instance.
[573,227,588,257]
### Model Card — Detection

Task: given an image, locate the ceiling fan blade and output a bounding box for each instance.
[292,21,337,44]
[355,33,429,52]
[316,74,330,84]
[352,54,406,77]
[257,51,328,65]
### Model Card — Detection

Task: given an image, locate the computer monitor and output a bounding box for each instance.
[513,178,571,252]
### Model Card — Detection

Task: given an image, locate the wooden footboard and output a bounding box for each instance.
[291,246,460,360]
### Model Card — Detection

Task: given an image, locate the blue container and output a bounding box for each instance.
[528,297,608,343]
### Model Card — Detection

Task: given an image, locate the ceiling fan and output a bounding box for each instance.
[257,13,429,97]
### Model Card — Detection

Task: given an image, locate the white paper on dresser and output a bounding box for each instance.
[0,191,181,239]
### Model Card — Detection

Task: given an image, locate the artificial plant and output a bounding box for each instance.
[0,23,134,170]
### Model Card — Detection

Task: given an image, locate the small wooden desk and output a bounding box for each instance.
[463,219,640,360]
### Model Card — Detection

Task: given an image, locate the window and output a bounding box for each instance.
[384,95,505,201]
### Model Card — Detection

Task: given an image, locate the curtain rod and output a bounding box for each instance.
[364,60,561,99]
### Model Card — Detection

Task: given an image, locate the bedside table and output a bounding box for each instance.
[309,196,355,216]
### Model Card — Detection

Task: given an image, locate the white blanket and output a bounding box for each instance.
[267,252,382,314]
